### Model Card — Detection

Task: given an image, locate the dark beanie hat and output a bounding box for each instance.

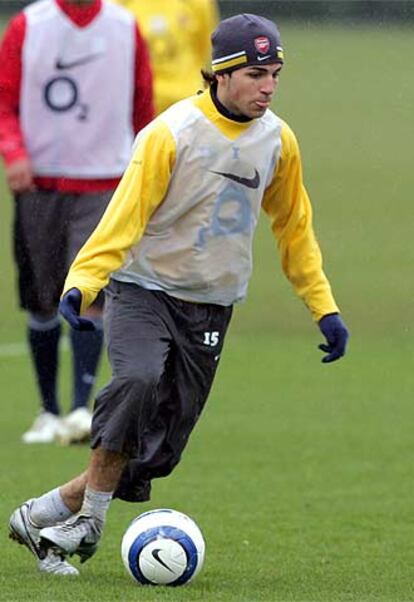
[211,13,284,74]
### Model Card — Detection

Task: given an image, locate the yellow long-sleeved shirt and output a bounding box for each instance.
[112,0,219,113]
[64,89,339,321]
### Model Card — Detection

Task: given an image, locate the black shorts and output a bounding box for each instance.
[13,189,113,314]
[91,280,233,502]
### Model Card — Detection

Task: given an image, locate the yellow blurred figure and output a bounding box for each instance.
[113,0,219,113]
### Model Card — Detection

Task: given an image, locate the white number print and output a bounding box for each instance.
[203,331,219,347]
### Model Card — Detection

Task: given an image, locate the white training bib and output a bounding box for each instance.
[115,97,283,305]
[21,0,135,178]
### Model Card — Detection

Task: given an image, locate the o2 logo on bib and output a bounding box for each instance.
[43,75,89,121]
[196,183,253,247]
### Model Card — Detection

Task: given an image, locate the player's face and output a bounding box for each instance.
[217,64,282,119]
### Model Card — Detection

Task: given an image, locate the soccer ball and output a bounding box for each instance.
[121,508,205,586]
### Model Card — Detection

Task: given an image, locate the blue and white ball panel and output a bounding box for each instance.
[128,526,198,585]
[136,537,188,585]
[121,509,205,586]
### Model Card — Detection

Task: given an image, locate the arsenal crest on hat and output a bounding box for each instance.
[211,14,284,74]
[254,36,270,55]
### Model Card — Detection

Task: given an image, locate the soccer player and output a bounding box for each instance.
[0,0,154,445]
[112,0,219,113]
[9,14,349,575]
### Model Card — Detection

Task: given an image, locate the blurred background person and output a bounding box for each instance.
[0,0,154,445]
[112,0,219,113]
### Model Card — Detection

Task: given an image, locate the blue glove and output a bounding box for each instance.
[318,313,349,363]
[59,288,95,331]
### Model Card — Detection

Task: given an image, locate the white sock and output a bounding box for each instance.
[80,486,113,526]
[29,488,73,527]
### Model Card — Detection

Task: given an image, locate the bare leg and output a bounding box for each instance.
[59,447,128,511]
[86,447,129,492]
[37,447,129,561]
[59,471,88,514]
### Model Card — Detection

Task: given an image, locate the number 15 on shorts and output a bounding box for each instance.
[203,331,219,347]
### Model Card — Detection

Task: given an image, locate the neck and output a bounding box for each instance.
[210,84,251,123]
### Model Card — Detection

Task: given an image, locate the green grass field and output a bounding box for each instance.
[1,20,414,602]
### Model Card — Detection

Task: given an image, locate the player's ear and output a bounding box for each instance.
[216,72,231,84]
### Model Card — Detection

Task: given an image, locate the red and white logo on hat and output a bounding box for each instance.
[254,36,270,55]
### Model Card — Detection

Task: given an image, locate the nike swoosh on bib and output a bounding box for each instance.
[151,548,175,573]
[55,54,100,70]
[211,168,260,189]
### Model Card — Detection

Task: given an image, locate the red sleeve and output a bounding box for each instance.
[0,12,28,165]
[132,22,155,134]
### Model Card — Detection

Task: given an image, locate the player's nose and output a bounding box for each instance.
[260,74,277,95]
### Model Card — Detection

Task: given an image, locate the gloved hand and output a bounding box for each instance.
[59,288,95,331]
[318,313,349,363]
